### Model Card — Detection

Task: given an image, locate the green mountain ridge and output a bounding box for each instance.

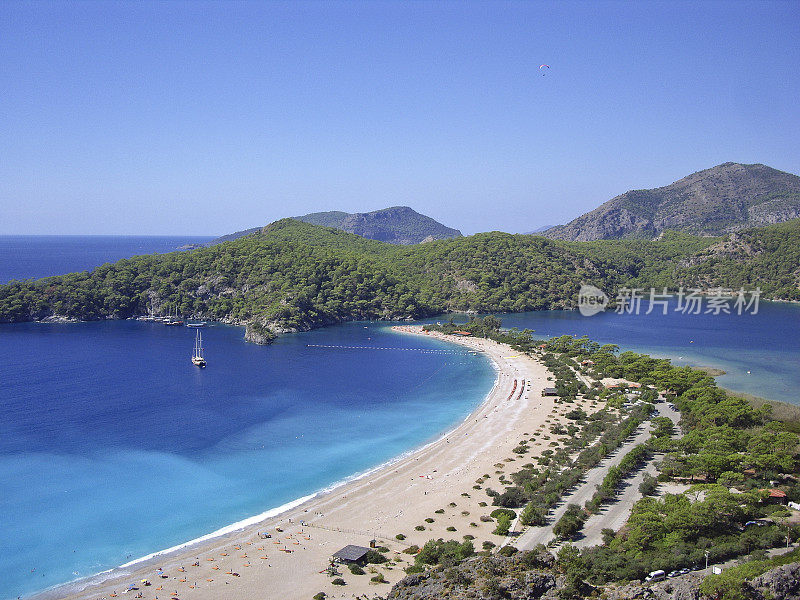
[211,206,462,246]
[542,162,800,241]
[2,218,799,342]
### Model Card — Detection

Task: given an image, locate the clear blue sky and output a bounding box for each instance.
[2,0,798,235]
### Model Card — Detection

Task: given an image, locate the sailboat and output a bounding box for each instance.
[165,304,184,326]
[192,330,206,367]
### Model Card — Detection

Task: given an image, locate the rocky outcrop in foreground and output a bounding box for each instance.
[386,552,559,600]
[382,552,800,600]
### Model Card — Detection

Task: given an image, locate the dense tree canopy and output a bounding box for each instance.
[2,218,799,338]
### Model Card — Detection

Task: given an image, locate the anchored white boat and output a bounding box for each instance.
[192,330,206,367]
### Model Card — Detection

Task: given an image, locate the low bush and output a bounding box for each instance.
[348,564,365,575]
[498,545,518,556]
[365,549,388,564]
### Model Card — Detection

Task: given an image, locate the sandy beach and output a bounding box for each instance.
[57,326,581,600]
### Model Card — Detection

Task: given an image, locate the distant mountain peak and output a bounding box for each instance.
[211,206,461,246]
[294,206,462,245]
[541,162,800,241]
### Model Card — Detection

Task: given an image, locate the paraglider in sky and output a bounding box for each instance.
[539,64,550,76]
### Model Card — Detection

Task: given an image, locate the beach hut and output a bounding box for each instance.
[332,545,370,565]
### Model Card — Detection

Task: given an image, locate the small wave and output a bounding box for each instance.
[119,492,317,568]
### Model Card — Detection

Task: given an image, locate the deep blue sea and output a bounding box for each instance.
[0,235,214,283]
[1,236,799,600]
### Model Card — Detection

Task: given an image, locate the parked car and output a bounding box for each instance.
[645,570,666,582]
[668,570,681,578]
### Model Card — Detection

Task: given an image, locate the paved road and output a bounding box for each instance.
[575,460,659,547]
[515,423,653,549]
[576,402,681,547]
[515,402,680,550]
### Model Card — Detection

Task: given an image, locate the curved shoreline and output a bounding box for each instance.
[32,326,498,600]
[54,326,559,600]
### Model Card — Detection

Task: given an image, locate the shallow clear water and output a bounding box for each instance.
[0,321,495,600]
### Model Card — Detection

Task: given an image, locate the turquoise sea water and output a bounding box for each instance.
[0,321,495,600]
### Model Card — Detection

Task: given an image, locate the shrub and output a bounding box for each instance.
[493,513,512,536]
[498,545,518,556]
[331,578,345,586]
[404,564,424,574]
[493,486,527,508]
[601,528,616,545]
[639,473,658,496]
[395,533,406,540]
[483,540,496,550]
[348,564,365,575]
[424,518,434,523]
[370,573,386,583]
[490,508,517,520]
[313,593,326,600]
[365,549,388,564]
[415,539,475,566]
[446,526,456,532]
[520,502,547,526]
[415,525,425,531]
[565,408,587,420]
[553,504,586,540]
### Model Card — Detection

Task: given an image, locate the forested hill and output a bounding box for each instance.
[1,218,799,342]
[294,206,462,244]
[543,162,800,241]
[211,206,462,246]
